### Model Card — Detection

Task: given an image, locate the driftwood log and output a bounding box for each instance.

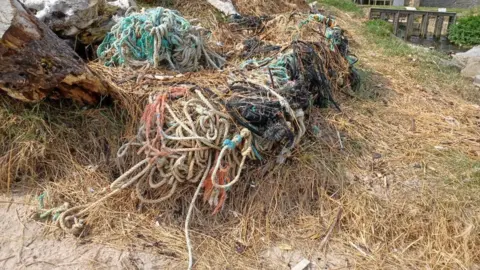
[0,0,108,103]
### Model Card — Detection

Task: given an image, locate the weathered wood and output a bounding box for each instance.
[0,0,108,103]
[380,12,387,20]
[405,13,414,41]
[420,13,429,38]
[370,7,456,17]
[447,15,456,33]
[434,15,444,38]
[393,12,400,35]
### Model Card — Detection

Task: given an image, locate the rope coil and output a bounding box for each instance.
[97,7,225,71]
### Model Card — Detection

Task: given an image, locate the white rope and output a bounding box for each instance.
[49,84,307,267]
[185,155,212,270]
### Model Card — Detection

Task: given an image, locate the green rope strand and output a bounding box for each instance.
[97,7,225,71]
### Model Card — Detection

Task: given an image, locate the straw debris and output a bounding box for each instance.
[1,1,480,269]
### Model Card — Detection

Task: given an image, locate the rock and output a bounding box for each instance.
[206,0,238,16]
[291,258,311,270]
[438,58,463,71]
[461,59,480,78]
[474,75,480,87]
[20,0,136,44]
[452,46,480,78]
[107,0,135,9]
[453,46,480,67]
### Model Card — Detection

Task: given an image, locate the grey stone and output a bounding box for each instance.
[453,46,480,68]
[438,58,463,71]
[20,0,136,43]
[452,46,480,78]
[206,0,238,15]
[462,60,480,78]
[474,75,480,87]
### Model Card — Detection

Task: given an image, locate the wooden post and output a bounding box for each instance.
[380,12,387,20]
[434,15,444,38]
[405,13,414,41]
[420,13,429,38]
[393,12,400,35]
[447,15,456,33]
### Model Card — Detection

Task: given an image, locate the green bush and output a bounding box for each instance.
[365,19,393,37]
[363,20,411,56]
[319,0,362,14]
[448,15,480,46]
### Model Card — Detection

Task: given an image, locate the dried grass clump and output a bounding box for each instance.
[0,95,127,192]
[2,3,480,270]
[234,0,309,15]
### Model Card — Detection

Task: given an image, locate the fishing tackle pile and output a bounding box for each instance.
[229,14,360,157]
[97,7,226,71]
[43,10,361,269]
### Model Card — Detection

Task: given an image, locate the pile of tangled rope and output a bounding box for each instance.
[97,7,225,71]
[38,11,361,269]
[234,16,360,150]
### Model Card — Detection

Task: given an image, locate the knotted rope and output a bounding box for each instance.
[97,7,225,71]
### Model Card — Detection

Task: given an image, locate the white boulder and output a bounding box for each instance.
[206,0,238,16]
[452,46,480,78]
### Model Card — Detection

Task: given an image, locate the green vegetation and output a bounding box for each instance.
[365,19,392,37]
[364,20,411,56]
[448,15,480,46]
[318,0,363,14]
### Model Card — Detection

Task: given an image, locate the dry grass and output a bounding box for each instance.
[139,0,309,16]
[1,1,480,269]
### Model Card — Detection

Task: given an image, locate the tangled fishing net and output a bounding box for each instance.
[233,15,360,147]
[97,7,226,71]
[38,10,361,270]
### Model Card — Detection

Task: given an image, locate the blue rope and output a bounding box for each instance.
[97,7,224,71]
[223,139,237,149]
[222,134,245,150]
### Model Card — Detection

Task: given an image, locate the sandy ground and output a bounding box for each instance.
[0,194,350,270]
[0,195,180,270]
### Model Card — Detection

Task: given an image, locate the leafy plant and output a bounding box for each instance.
[319,0,363,14]
[365,19,392,37]
[364,20,411,56]
[448,15,480,46]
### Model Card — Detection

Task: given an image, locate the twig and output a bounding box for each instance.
[24,260,57,267]
[116,74,137,84]
[25,237,36,248]
[336,130,344,150]
[7,150,12,193]
[16,208,27,230]
[268,67,276,89]
[0,201,31,205]
[401,236,423,253]
[0,256,14,262]
[6,198,13,212]
[319,208,343,250]
[349,242,372,258]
